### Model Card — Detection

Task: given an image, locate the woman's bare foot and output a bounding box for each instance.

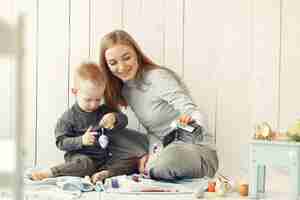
[91,170,110,184]
[31,171,50,181]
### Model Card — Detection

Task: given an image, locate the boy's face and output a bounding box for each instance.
[73,80,105,112]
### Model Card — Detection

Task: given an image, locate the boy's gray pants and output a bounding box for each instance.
[50,128,149,178]
[50,154,104,177]
[148,142,218,180]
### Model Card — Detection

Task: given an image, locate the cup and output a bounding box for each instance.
[239,184,249,196]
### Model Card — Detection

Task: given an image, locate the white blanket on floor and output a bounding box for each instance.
[24,167,209,199]
[101,175,209,194]
[24,167,92,199]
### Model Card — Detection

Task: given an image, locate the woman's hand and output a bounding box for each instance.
[99,113,116,129]
[82,126,96,146]
[138,154,149,175]
[177,114,193,125]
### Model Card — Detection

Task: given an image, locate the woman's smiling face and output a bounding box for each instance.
[105,44,139,82]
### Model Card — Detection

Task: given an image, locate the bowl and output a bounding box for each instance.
[288,134,300,142]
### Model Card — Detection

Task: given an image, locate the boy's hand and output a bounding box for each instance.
[82,126,96,146]
[99,113,116,129]
[91,170,110,184]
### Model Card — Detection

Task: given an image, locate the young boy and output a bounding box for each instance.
[31,62,147,181]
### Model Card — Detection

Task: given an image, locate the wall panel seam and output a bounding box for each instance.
[67,0,71,109]
[121,0,124,29]
[277,0,282,130]
[88,0,91,58]
[181,0,185,78]
[33,0,39,166]
[162,0,166,66]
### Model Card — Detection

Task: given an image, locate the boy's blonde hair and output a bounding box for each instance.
[74,62,106,89]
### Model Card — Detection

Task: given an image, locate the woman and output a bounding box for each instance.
[99,30,218,180]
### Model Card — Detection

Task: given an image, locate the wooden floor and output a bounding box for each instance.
[1,185,297,200]
[0,190,296,200]
[98,191,294,200]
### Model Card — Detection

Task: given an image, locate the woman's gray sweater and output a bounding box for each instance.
[122,67,212,146]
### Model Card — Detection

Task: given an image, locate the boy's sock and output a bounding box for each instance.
[46,168,54,178]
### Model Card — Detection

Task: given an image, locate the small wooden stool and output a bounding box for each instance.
[249,140,300,199]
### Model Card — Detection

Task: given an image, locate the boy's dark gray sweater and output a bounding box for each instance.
[55,102,128,161]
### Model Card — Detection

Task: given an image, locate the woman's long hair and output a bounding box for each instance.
[99,30,158,110]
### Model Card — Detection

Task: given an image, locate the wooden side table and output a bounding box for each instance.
[249,140,300,199]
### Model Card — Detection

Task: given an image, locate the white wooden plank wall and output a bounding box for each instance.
[216,0,253,178]
[36,0,69,166]
[90,0,124,63]
[14,0,300,185]
[1,0,21,195]
[122,0,142,44]
[252,0,281,131]
[184,0,221,154]
[0,0,15,138]
[69,0,90,106]
[280,0,300,130]
[17,0,37,168]
[252,0,286,192]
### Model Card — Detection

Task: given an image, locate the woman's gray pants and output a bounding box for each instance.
[148,142,218,180]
